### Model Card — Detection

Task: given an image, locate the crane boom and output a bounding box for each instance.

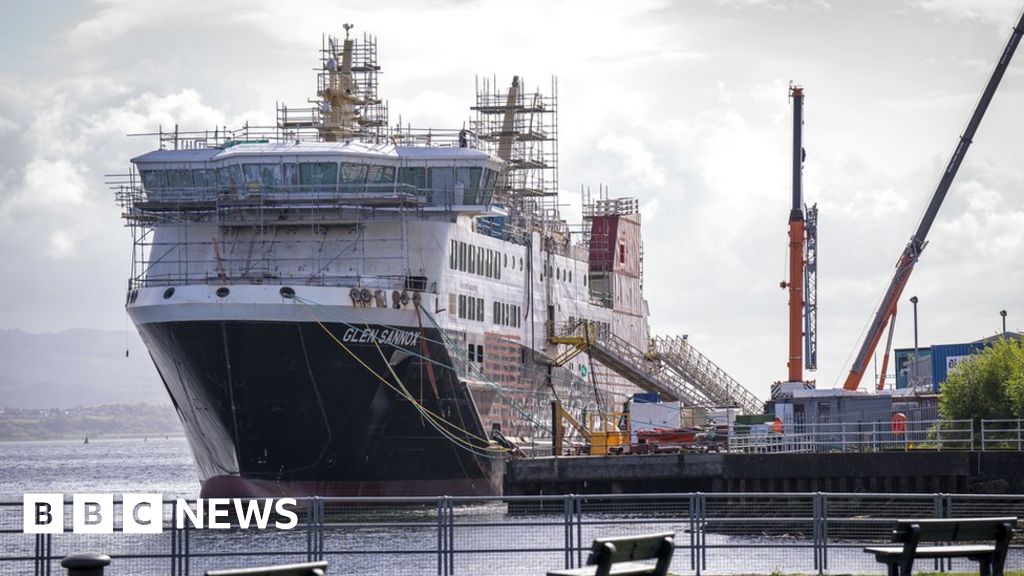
[787,85,806,383]
[843,8,1024,391]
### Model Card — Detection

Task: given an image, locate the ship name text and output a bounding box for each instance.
[342,328,419,346]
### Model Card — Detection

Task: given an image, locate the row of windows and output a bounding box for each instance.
[449,240,530,278]
[493,301,522,328]
[140,163,498,200]
[540,263,580,285]
[467,343,484,363]
[450,240,507,279]
[141,163,393,190]
[457,294,485,322]
[452,293,524,328]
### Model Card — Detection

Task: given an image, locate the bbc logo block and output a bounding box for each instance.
[23,494,298,533]
[23,494,63,534]
[24,494,163,534]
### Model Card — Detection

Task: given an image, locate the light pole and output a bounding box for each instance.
[1001,310,1007,335]
[910,296,919,388]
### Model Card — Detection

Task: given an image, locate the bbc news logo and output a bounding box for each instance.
[23,494,299,533]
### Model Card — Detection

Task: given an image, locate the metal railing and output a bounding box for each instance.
[982,419,1024,451]
[5,492,1024,576]
[728,419,975,453]
[725,419,1024,454]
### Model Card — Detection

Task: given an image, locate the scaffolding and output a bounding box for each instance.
[278,26,388,143]
[471,76,565,248]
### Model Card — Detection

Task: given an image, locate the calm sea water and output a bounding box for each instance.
[0,437,986,575]
[0,436,199,499]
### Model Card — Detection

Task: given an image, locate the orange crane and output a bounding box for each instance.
[843,8,1024,391]
[782,84,817,384]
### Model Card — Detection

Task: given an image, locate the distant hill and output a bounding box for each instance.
[0,403,182,440]
[0,328,168,409]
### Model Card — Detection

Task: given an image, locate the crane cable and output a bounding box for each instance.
[293,297,510,457]
[299,293,553,433]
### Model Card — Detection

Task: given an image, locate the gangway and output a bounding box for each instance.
[549,321,762,413]
[652,336,763,415]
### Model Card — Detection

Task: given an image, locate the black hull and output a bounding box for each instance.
[136,319,504,497]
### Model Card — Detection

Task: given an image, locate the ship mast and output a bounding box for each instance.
[277,24,388,143]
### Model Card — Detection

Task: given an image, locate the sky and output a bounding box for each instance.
[0,0,1022,401]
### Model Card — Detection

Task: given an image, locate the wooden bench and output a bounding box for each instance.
[863,517,1016,576]
[547,532,675,576]
[205,561,327,576]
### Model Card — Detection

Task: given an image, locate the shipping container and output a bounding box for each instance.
[930,342,987,391]
[894,347,931,389]
[632,392,660,404]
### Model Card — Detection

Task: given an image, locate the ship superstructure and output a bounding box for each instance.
[115,26,758,497]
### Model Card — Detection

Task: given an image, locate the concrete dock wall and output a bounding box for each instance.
[504,452,1024,495]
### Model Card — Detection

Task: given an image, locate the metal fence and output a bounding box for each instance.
[4,493,1024,576]
[728,419,974,453]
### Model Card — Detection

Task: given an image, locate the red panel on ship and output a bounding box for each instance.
[588,215,619,272]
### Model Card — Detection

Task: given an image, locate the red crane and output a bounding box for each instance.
[843,8,1024,391]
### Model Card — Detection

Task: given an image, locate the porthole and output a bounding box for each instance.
[216,287,230,298]
[163,287,175,300]
[279,286,295,299]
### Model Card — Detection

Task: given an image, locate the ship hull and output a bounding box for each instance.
[135,318,504,497]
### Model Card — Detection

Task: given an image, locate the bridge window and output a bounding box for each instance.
[428,167,454,194]
[477,168,497,204]
[367,165,395,185]
[340,163,368,190]
[282,163,300,187]
[456,167,482,204]
[217,165,244,189]
[167,169,193,188]
[398,167,426,189]
[299,162,338,187]
[193,169,217,189]
[243,164,281,187]
[140,170,166,191]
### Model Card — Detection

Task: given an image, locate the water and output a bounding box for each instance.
[1,439,1016,575]
[0,436,199,499]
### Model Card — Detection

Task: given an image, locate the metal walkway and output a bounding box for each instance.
[549,321,762,414]
[652,335,763,415]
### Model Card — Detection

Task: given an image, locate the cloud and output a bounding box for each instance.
[0,84,233,264]
[597,134,667,188]
[21,159,89,206]
[68,0,245,46]
[716,0,831,9]
[910,0,1022,24]
[0,114,17,134]
[47,230,77,259]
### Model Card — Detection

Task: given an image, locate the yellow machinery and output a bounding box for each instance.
[551,400,630,456]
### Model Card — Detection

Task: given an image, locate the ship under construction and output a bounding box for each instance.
[114,26,761,497]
